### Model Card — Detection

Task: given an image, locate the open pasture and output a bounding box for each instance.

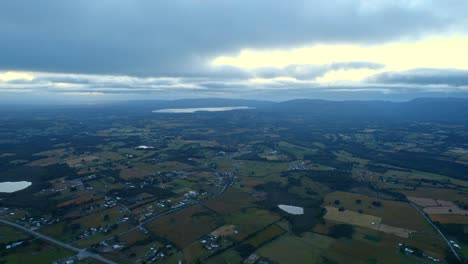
[0,224,31,244]
[204,188,257,215]
[224,207,280,239]
[146,204,221,248]
[0,240,74,264]
[245,224,285,248]
[210,224,238,237]
[324,206,413,238]
[257,232,334,264]
[238,160,288,178]
[324,206,382,229]
[324,191,427,230]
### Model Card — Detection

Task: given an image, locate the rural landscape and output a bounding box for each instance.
[2,1,468,263]
[0,98,467,264]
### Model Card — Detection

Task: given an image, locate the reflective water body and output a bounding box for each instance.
[278,204,304,215]
[0,181,32,193]
[153,106,254,113]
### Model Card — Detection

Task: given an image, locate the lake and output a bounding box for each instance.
[0,181,32,193]
[152,106,254,113]
[278,204,304,215]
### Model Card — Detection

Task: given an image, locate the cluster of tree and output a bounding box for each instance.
[436,223,468,244]
[304,151,353,171]
[328,224,355,239]
[306,170,357,191]
[343,142,468,181]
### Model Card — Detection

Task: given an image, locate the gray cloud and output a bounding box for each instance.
[368,69,468,87]
[2,67,468,99]
[2,1,468,102]
[2,73,468,104]
[0,0,464,77]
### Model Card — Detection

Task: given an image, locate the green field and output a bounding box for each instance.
[224,208,280,238]
[0,240,74,264]
[0,224,31,244]
[257,233,334,263]
[246,224,286,247]
[146,205,222,248]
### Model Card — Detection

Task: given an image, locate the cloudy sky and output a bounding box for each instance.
[1,0,468,103]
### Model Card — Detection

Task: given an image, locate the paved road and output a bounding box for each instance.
[0,160,237,263]
[0,218,117,264]
[118,200,198,237]
[409,202,462,263]
[118,175,234,238]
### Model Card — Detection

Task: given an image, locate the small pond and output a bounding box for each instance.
[278,204,304,215]
[0,181,32,193]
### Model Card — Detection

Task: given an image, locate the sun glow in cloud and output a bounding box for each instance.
[250,76,303,84]
[212,35,468,83]
[0,71,34,82]
[1,35,468,98]
[316,69,384,83]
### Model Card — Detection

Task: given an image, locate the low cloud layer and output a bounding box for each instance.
[1,1,468,101]
[368,69,468,87]
[2,69,468,102]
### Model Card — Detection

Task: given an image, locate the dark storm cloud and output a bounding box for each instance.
[368,69,468,87]
[0,0,462,76]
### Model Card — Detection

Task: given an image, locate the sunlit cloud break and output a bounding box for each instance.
[2,0,468,101]
[212,35,468,84]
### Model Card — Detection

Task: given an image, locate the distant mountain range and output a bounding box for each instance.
[3,97,468,122]
[261,98,468,122]
[142,97,468,122]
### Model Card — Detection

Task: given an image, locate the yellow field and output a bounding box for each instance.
[210,224,238,237]
[324,191,426,230]
[324,206,382,229]
[246,224,285,247]
[378,224,413,239]
[324,207,413,238]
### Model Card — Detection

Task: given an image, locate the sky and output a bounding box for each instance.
[1,0,468,103]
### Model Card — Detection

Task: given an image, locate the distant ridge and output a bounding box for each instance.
[3,97,468,122]
[260,97,468,122]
